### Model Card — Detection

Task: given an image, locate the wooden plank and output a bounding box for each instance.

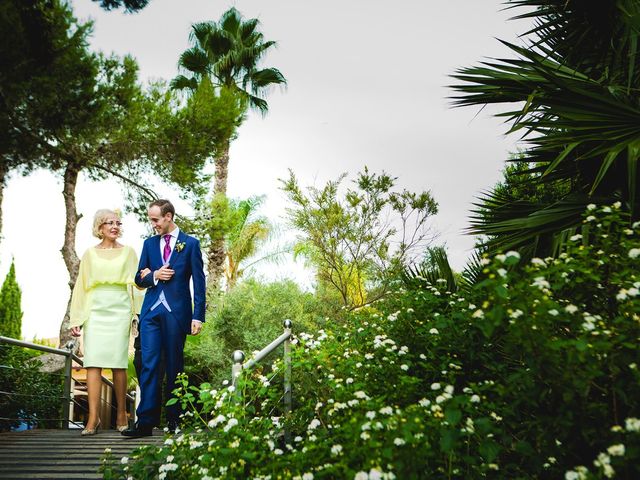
[0,429,165,479]
[0,474,102,479]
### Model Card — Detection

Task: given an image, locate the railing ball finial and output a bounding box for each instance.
[232,350,245,364]
[283,319,292,329]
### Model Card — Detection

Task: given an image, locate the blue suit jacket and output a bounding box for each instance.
[135,230,206,332]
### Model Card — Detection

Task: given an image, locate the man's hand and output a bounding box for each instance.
[191,321,202,336]
[154,264,175,282]
[70,326,81,337]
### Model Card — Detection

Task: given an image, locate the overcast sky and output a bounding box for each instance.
[2,0,531,339]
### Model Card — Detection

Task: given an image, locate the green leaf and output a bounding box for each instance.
[439,429,457,453]
[444,408,462,425]
[479,440,500,462]
[575,339,588,351]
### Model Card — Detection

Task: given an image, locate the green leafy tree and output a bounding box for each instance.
[92,0,149,12]
[281,167,439,309]
[0,0,88,239]
[0,260,22,339]
[451,0,640,257]
[472,156,572,259]
[171,6,286,288]
[183,194,281,292]
[2,1,219,352]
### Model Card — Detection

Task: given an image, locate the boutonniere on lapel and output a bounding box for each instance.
[175,241,186,253]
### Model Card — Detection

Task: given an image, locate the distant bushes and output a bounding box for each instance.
[0,346,64,431]
[183,279,334,387]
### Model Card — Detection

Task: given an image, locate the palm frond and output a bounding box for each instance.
[169,75,198,91]
[402,246,458,292]
[248,68,287,92]
[177,47,210,76]
[460,250,484,290]
[190,22,214,48]
[506,0,640,87]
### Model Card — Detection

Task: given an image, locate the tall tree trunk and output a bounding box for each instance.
[58,162,82,349]
[0,160,6,242]
[207,137,230,290]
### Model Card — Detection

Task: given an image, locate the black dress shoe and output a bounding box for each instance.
[121,425,153,438]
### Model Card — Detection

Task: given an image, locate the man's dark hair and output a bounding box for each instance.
[149,199,175,219]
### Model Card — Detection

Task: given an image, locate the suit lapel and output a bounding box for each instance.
[170,231,188,268]
[151,235,163,267]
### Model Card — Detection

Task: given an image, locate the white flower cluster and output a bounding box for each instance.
[158,462,178,480]
[625,417,640,432]
[530,257,546,267]
[616,282,640,300]
[292,473,314,480]
[565,304,578,314]
[531,276,551,291]
[494,251,521,264]
[564,466,589,480]
[581,312,598,332]
[354,468,396,480]
[307,418,321,431]
[223,417,238,433]
[208,414,226,428]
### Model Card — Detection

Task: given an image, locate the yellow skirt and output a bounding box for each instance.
[83,285,131,369]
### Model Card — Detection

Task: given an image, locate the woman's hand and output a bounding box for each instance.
[139,268,151,279]
[70,326,82,337]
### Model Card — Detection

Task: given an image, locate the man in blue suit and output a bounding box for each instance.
[122,199,206,437]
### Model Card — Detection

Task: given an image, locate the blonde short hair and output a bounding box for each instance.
[92,209,123,239]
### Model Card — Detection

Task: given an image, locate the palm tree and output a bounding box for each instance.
[171,7,286,288]
[451,0,640,258]
[224,196,272,290]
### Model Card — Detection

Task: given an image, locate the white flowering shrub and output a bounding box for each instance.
[102,205,640,479]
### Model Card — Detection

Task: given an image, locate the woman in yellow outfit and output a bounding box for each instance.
[69,209,143,435]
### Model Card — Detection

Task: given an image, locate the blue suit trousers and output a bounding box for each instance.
[137,305,186,427]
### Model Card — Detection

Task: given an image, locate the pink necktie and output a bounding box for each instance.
[163,234,172,263]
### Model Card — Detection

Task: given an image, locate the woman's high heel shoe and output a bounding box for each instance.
[81,419,101,436]
[116,424,129,432]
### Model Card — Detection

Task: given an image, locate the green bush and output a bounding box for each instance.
[183,279,334,387]
[103,204,640,479]
[0,346,65,431]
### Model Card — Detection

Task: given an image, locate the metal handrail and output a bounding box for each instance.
[0,337,71,356]
[0,335,135,429]
[230,319,293,442]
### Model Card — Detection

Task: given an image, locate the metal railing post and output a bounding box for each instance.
[62,341,75,430]
[231,350,245,401]
[283,319,292,444]
[129,388,138,426]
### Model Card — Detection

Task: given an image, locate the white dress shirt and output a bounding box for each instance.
[151,227,180,312]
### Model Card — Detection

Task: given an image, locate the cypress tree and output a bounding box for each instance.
[0,260,23,339]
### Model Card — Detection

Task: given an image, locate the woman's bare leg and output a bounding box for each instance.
[112,368,128,426]
[85,367,102,429]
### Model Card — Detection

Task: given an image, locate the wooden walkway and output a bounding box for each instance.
[0,429,164,479]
